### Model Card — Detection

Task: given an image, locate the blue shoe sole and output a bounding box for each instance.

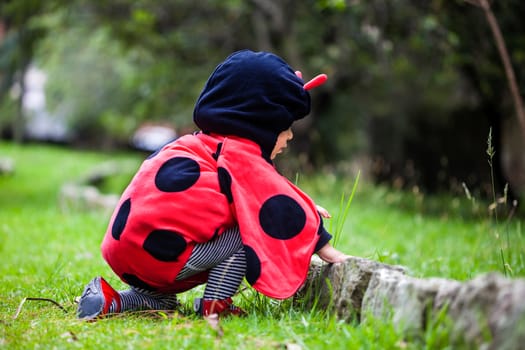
[77,276,105,320]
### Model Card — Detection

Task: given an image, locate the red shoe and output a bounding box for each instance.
[77,276,121,320]
[194,297,246,317]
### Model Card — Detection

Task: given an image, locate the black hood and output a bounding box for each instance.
[193,50,311,157]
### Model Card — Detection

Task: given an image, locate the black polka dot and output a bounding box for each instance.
[244,245,261,286]
[143,230,187,262]
[217,167,233,203]
[259,194,306,240]
[111,198,131,240]
[155,157,200,192]
[122,273,156,291]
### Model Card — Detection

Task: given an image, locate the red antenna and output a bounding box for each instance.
[303,74,328,90]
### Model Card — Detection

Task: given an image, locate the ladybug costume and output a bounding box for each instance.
[79,50,332,319]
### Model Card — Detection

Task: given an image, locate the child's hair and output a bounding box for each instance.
[193,50,311,157]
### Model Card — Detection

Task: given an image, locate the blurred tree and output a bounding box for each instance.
[38,0,254,145]
[434,0,525,200]
[1,0,524,202]
[40,0,348,148]
[0,0,51,141]
[467,0,525,137]
[40,18,142,148]
[297,0,525,201]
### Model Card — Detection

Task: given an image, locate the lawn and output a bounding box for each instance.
[1,141,523,349]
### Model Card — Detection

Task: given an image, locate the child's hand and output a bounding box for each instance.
[316,205,331,219]
[317,243,350,263]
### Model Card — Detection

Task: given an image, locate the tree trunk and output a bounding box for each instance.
[469,0,525,139]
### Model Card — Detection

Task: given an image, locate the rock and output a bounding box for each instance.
[435,272,525,349]
[82,161,121,187]
[57,161,135,212]
[362,270,461,335]
[59,183,119,212]
[301,259,525,349]
[300,256,406,322]
[0,158,14,175]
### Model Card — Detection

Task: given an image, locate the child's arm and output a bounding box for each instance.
[316,204,331,218]
[314,205,348,263]
[317,243,350,263]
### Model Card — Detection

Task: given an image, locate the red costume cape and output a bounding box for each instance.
[101,133,323,299]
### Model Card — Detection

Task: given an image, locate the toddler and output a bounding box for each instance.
[77,50,349,319]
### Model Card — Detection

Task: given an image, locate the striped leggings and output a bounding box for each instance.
[116,227,246,312]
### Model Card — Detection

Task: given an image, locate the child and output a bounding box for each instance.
[77,50,349,320]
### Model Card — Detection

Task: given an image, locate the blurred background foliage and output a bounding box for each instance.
[1,0,524,206]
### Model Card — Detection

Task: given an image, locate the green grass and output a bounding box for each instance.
[1,141,524,349]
